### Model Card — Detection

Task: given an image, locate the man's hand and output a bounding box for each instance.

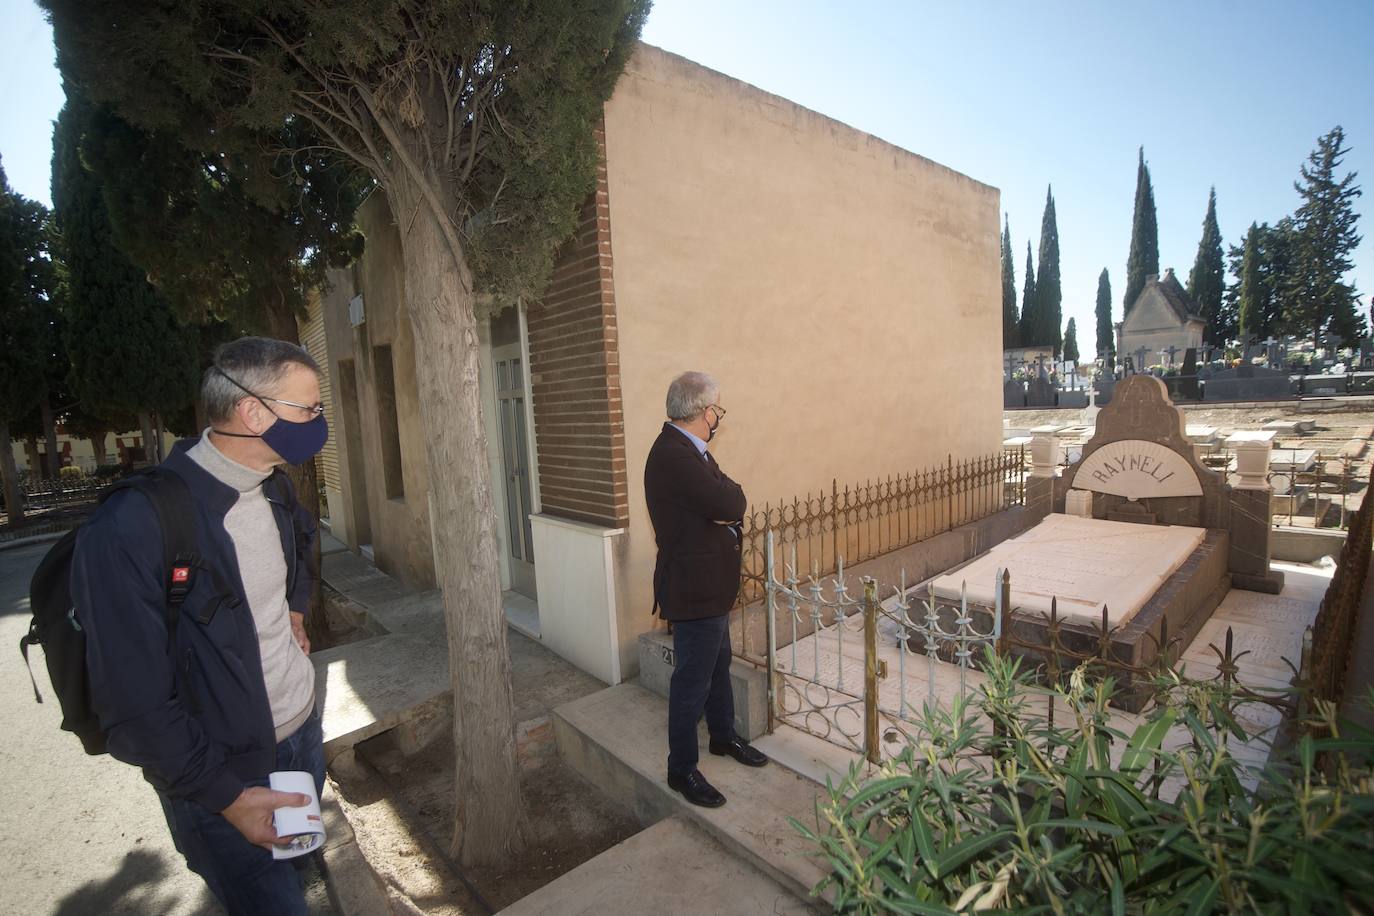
[289,611,310,655]
[221,786,311,851]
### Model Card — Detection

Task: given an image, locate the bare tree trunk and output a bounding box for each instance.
[0,420,23,526]
[24,436,41,477]
[390,172,525,868]
[263,295,329,649]
[136,411,158,466]
[91,433,108,468]
[40,396,61,477]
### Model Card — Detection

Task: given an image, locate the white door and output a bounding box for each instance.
[493,344,537,598]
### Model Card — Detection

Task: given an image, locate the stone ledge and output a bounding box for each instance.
[552,682,832,904]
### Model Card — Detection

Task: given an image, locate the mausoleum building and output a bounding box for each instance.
[307,43,1003,684]
[1115,269,1206,367]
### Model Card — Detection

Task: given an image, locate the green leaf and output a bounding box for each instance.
[1121,708,1176,778]
[1110,875,1125,916]
[932,830,1013,877]
[1032,818,1125,837]
[1183,877,1219,916]
[909,805,938,877]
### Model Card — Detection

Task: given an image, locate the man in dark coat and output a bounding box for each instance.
[644,371,768,808]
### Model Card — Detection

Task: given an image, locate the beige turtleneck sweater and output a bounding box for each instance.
[187,432,315,742]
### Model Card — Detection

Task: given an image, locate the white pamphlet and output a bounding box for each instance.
[269,770,325,860]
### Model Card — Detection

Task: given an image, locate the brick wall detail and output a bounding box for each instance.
[526,126,628,528]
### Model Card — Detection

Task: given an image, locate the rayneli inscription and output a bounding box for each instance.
[1075,439,1203,499]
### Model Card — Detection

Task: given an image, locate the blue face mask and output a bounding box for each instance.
[260,413,330,466]
[211,367,330,465]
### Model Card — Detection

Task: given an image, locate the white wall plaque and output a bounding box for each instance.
[1076,439,1202,499]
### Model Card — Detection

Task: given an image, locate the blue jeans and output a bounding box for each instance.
[667,614,736,776]
[159,707,325,916]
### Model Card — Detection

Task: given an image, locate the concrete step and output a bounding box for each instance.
[552,683,834,904]
[498,815,816,915]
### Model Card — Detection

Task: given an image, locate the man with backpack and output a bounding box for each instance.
[68,337,328,915]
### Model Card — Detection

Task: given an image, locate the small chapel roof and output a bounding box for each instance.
[1134,268,1204,325]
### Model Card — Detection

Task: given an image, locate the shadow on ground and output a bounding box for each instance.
[50,848,222,916]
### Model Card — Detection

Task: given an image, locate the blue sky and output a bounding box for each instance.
[4,0,1370,348]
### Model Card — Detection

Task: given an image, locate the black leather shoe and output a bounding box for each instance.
[667,769,726,808]
[709,735,769,768]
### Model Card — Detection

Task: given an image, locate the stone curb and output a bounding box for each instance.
[0,532,66,552]
[319,776,393,916]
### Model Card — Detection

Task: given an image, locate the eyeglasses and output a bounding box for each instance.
[260,396,325,419]
[214,367,323,418]
[708,405,727,419]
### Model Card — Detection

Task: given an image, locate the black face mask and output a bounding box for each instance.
[706,407,722,442]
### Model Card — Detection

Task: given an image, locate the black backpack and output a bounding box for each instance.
[20,467,201,755]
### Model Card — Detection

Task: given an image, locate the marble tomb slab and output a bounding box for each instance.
[929,514,1205,629]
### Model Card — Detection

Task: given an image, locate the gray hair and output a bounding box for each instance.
[665,371,719,421]
[203,336,320,424]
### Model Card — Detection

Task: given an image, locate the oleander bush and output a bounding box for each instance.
[794,650,1374,914]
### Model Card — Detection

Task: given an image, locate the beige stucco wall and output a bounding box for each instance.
[1118,290,1205,365]
[319,193,436,589]
[604,45,1004,675]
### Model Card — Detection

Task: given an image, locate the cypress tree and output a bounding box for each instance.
[1124,147,1159,315]
[1019,241,1038,347]
[1236,224,1259,340]
[1287,126,1364,344]
[1001,216,1018,349]
[1095,268,1114,363]
[1037,186,1062,356]
[1186,188,1226,345]
[1063,317,1079,362]
[50,98,199,455]
[0,159,50,523]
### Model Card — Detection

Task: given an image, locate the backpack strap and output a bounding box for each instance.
[138,469,199,647]
[104,468,199,647]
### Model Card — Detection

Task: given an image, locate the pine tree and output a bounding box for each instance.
[1001,216,1018,349]
[1063,317,1079,362]
[1037,186,1062,356]
[1186,187,1226,345]
[1287,126,1364,344]
[1018,241,1038,347]
[1124,147,1159,315]
[1095,268,1115,363]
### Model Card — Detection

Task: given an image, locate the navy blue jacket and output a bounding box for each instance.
[70,438,316,813]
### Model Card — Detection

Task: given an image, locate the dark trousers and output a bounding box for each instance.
[158,707,325,916]
[667,614,736,776]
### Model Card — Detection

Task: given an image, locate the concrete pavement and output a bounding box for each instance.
[0,540,333,915]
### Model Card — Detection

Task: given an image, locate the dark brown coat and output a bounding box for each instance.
[644,423,747,621]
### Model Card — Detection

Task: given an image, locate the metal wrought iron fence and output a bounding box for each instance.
[2,475,107,513]
[763,532,1295,765]
[736,450,1026,611]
